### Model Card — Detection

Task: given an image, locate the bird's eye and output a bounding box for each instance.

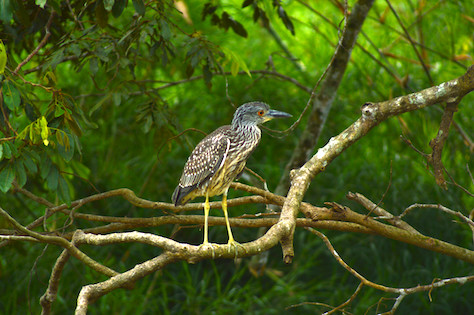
[257,110,265,116]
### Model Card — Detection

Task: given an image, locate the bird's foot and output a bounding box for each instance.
[227,240,246,258]
[198,242,217,259]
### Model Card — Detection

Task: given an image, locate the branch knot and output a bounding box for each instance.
[361,102,377,121]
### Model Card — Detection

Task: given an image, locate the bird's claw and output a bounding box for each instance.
[198,242,217,259]
[227,240,246,258]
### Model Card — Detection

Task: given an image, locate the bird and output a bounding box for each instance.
[172,102,291,253]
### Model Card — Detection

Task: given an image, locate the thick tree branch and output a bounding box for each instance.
[277,66,474,263]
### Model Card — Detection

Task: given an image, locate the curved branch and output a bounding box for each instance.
[75,252,179,315]
[278,66,474,262]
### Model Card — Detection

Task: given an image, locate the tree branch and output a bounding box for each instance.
[277,65,474,263]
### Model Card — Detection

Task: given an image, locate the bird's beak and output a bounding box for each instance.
[264,109,292,121]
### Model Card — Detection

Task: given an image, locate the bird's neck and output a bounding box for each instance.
[232,123,261,139]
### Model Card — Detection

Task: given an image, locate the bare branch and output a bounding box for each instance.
[305,203,474,264]
[279,65,474,264]
[307,227,474,312]
[347,192,420,234]
[428,100,460,188]
[40,249,71,315]
[75,252,179,315]
[399,203,474,228]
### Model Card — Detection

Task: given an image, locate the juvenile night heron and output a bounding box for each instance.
[172,102,291,252]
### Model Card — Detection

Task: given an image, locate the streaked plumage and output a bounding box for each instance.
[172,102,291,251]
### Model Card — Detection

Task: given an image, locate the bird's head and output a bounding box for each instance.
[231,102,292,128]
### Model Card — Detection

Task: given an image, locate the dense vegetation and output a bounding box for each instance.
[0,0,473,313]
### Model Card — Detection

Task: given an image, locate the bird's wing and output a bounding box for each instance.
[179,126,231,189]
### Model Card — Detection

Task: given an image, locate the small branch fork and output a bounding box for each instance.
[1,67,473,313]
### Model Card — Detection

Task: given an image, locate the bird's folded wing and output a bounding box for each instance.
[179,127,231,189]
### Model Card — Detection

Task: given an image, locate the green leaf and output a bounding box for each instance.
[277,6,295,35]
[3,142,11,159]
[221,47,251,77]
[89,57,99,75]
[104,0,115,11]
[2,81,21,110]
[160,19,171,41]
[58,175,71,205]
[0,39,6,75]
[58,133,74,162]
[23,154,37,174]
[0,0,12,23]
[65,117,83,137]
[14,160,26,187]
[132,0,145,15]
[203,63,213,89]
[35,0,47,9]
[71,160,90,179]
[40,155,52,179]
[230,20,248,38]
[112,0,127,17]
[0,165,14,193]
[40,116,49,146]
[46,166,59,191]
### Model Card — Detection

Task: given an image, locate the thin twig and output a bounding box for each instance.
[399,203,474,228]
[385,0,433,84]
[14,11,55,74]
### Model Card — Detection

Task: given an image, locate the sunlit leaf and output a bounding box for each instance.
[35,0,47,9]
[40,116,49,146]
[0,39,6,75]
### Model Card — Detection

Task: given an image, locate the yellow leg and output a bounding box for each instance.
[199,193,215,258]
[222,191,245,256]
[203,193,210,245]
[222,192,235,243]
